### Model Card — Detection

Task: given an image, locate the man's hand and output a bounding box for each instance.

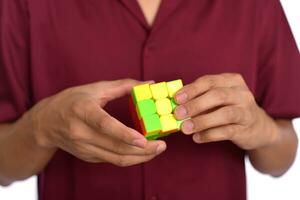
[174,73,280,150]
[29,79,166,167]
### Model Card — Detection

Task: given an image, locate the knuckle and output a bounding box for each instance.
[73,143,90,158]
[186,82,199,97]
[68,125,83,142]
[186,99,205,117]
[196,117,209,131]
[111,126,127,142]
[243,90,255,104]
[70,100,83,116]
[212,89,228,103]
[120,78,138,87]
[115,156,130,167]
[96,115,111,130]
[232,73,244,83]
[203,75,216,88]
[119,133,128,143]
[112,141,125,154]
[70,98,91,116]
[226,126,238,139]
[225,107,239,122]
[95,119,105,130]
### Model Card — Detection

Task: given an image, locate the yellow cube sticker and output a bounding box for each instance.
[132,84,152,102]
[167,79,183,98]
[160,114,178,134]
[155,98,172,116]
[130,79,183,140]
[150,82,168,100]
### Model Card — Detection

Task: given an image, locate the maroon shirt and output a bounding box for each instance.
[1,0,300,200]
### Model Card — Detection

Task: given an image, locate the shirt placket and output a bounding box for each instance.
[118,1,183,199]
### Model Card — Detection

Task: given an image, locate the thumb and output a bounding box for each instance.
[97,79,154,102]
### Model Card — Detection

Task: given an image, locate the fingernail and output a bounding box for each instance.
[182,120,194,134]
[193,134,201,142]
[132,138,147,148]
[144,80,155,84]
[175,106,187,119]
[156,144,166,154]
[176,92,187,104]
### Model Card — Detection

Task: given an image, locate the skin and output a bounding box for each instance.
[0,0,298,186]
[138,0,161,26]
[174,73,298,177]
[0,79,167,186]
[138,0,298,177]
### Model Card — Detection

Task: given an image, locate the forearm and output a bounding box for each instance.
[0,112,56,186]
[248,119,298,177]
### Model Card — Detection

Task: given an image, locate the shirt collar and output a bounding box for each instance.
[118,0,183,31]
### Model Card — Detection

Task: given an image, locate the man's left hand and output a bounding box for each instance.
[174,73,280,150]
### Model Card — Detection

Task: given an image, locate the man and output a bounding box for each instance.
[0,0,299,199]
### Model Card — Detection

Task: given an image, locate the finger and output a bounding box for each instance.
[85,129,167,156]
[175,73,247,104]
[174,87,247,120]
[192,124,241,144]
[181,106,246,134]
[76,100,148,148]
[74,142,161,167]
[95,79,154,101]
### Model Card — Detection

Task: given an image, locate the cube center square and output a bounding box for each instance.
[130,79,183,140]
[155,98,172,116]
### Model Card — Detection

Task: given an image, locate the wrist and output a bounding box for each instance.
[23,98,57,149]
[256,109,281,149]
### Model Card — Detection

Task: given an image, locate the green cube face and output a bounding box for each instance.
[170,98,177,112]
[142,114,162,136]
[136,99,156,118]
[177,120,183,129]
[145,133,171,140]
[130,80,183,140]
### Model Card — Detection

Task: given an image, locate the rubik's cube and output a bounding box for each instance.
[129,80,183,140]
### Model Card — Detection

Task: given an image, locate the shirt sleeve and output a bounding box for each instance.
[255,0,300,119]
[0,0,31,122]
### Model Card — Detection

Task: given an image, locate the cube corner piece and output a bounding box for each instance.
[142,114,162,137]
[155,98,172,116]
[132,83,152,103]
[167,79,183,98]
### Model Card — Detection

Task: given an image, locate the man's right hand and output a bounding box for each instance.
[28,79,166,167]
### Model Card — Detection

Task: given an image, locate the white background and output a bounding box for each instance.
[0,0,300,199]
